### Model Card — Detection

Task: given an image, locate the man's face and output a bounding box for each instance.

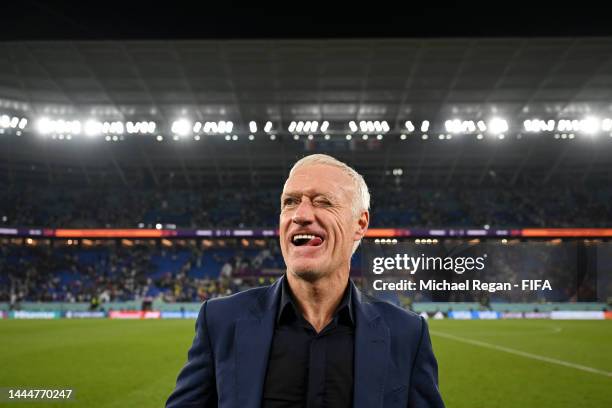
[279,164,368,281]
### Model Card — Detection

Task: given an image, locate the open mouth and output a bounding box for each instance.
[291,233,324,247]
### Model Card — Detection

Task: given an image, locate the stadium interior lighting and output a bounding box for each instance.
[264,121,273,133]
[362,134,368,140]
[400,134,407,140]
[346,134,352,140]
[324,134,330,140]
[36,117,82,135]
[156,135,163,141]
[488,118,508,134]
[225,135,231,141]
[445,119,476,134]
[477,120,487,132]
[193,122,202,133]
[349,121,358,133]
[421,120,430,132]
[248,134,254,141]
[296,121,304,133]
[303,121,312,133]
[171,119,191,136]
[84,120,103,137]
[249,121,257,133]
[288,121,297,132]
[307,134,314,140]
[523,119,555,133]
[405,121,415,132]
[293,134,299,140]
[477,134,483,140]
[602,118,612,131]
[231,135,238,141]
[376,134,383,140]
[581,116,600,134]
[422,134,428,140]
[320,121,329,132]
[269,134,276,140]
[194,135,201,141]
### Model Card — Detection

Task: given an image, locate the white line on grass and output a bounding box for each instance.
[430,330,612,378]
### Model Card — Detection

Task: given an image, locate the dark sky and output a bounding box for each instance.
[1,1,610,40]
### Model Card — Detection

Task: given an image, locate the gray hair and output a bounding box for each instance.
[287,154,370,254]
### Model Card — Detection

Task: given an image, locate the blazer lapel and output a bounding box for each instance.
[352,284,390,408]
[234,278,282,408]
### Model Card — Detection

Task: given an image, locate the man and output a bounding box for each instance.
[166,154,445,408]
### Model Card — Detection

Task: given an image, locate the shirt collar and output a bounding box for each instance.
[277,275,354,327]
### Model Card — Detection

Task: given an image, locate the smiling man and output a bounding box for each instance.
[166,154,445,408]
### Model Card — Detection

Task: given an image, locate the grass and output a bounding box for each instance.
[0,319,610,407]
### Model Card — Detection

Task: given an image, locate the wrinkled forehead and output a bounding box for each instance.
[282,164,356,200]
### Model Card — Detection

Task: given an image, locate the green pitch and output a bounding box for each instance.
[0,319,610,407]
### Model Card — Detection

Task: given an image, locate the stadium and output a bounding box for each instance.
[1,7,612,408]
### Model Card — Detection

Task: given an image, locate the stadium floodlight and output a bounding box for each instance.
[9,117,19,128]
[171,118,191,136]
[249,121,257,133]
[422,134,428,140]
[270,134,276,140]
[488,118,508,134]
[264,121,273,133]
[362,134,368,140]
[602,118,612,132]
[320,121,329,132]
[296,121,304,133]
[359,121,367,132]
[581,116,599,134]
[36,117,53,134]
[193,121,202,133]
[312,121,319,132]
[382,121,390,133]
[421,120,430,132]
[367,121,375,133]
[303,121,312,133]
[477,134,483,140]
[148,121,156,133]
[232,135,238,141]
[349,121,358,132]
[400,134,407,140]
[324,134,330,140]
[248,134,254,141]
[405,121,415,132]
[0,115,10,128]
[477,120,487,132]
[376,134,383,140]
[156,135,163,142]
[307,134,314,140]
[84,120,103,137]
[225,135,231,141]
[346,134,352,140]
[293,134,299,140]
[194,135,201,141]
[288,121,297,132]
[374,121,382,133]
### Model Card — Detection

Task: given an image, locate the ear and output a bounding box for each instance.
[354,210,369,241]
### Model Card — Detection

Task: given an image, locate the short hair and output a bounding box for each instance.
[286,154,370,254]
[288,154,370,215]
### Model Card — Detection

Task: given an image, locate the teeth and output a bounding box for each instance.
[292,234,316,242]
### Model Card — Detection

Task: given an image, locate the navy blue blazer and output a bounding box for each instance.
[166,276,445,408]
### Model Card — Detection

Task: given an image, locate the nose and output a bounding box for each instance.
[292,197,314,225]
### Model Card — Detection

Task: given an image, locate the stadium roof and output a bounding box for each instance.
[1,38,612,187]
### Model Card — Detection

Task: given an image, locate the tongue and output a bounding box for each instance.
[306,237,323,246]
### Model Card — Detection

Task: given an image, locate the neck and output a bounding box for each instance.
[286,269,349,333]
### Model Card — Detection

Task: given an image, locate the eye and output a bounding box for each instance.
[314,198,332,206]
[282,197,298,208]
